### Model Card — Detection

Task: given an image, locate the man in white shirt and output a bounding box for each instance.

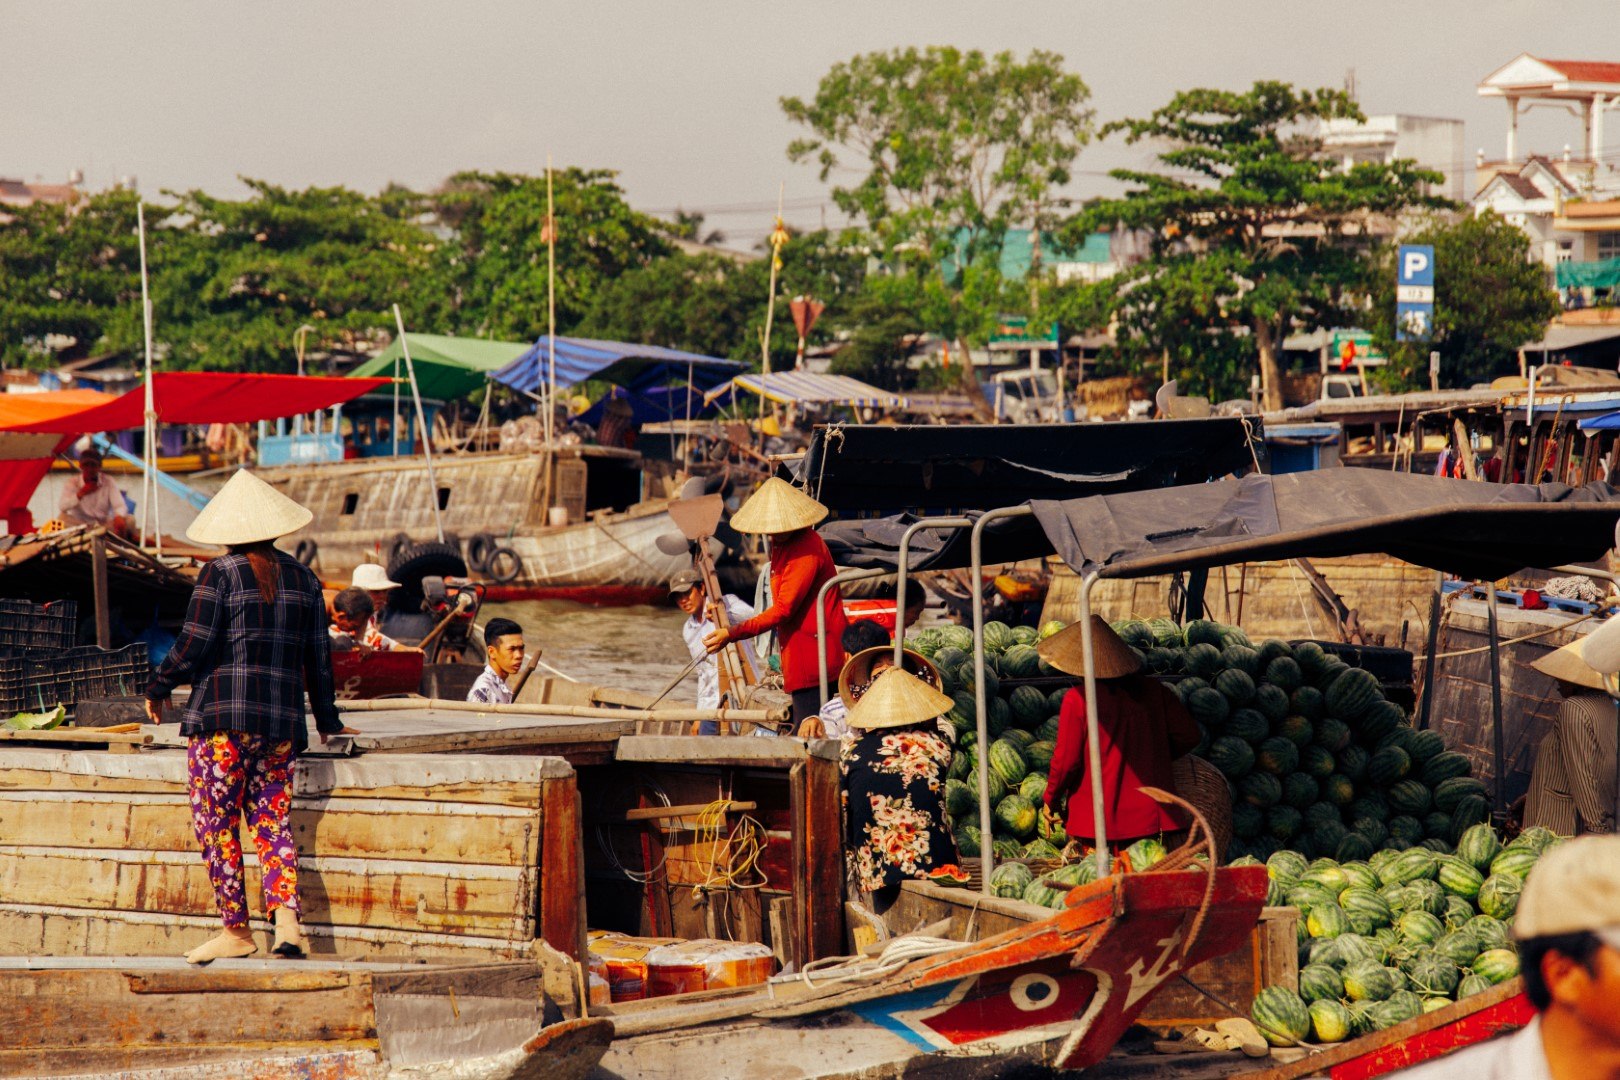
[467,617,525,705]
[1392,835,1620,1079]
[58,448,132,534]
[672,569,760,735]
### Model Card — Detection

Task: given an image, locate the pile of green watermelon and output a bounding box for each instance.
[1245,825,1562,1046]
[902,620,1076,865]
[1103,617,1490,865]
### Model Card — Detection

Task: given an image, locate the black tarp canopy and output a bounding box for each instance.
[793,418,1260,518]
[1035,471,1620,582]
[822,470,1620,579]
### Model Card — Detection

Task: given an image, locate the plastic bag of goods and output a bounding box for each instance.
[586,931,682,1003]
[585,951,613,1008]
[643,938,776,998]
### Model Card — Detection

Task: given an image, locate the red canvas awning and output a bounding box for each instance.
[0,373,392,435]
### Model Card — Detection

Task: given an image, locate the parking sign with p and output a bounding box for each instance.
[1396,244,1435,342]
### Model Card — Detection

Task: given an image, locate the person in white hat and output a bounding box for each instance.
[145,471,357,965]
[702,478,847,727]
[1393,834,1620,1078]
[350,563,401,616]
[1521,627,1618,836]
[668,568,760,735]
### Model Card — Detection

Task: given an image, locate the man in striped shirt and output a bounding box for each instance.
[1525,634,1617,835]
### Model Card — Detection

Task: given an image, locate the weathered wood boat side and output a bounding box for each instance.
[592,864,1269,1079]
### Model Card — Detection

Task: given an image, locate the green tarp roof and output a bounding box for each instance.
[1557,256,1620,291]
[348,333,530,401]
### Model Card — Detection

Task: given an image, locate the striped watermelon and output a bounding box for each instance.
[954,825,981,857]
[1314,659,1350,691]
[993,795,1038,841]
[1311,716,1351,753]
[1265,656,1304,691]
[1341,887,1394,930]
[1406,729,1446,765]
[1184,642,1223,678]
[982,621,1017,653]
[1001,645,1041,679]
[1343,959,1396,1002]
[1388,815,1426,846]
[992,837,1021,859]
[1488,847,1539,881]
[1122,837,1167,871]
[1290,685,1326,721]
[1388,780,1431,815]
[948,751,971,782]
[1443,895,1475,931]
[1314,819,1350,855]
[1232,801,1264,839]
[1226,708,1269,743]
[1421,751,1473,788]
[1309,999,1353,1043]
[1282,772,1320,809]
[1405,879,1449,916]
[1017,773,1047,802]
[1268,805,1304,840]
[1254,683,1291,722]
[1436,858,1484,901]
[1251,986,1311,1047]
[1341,861,1382,891]
[1466,915,1510,953]
[1184,619,1227,648]
[1423,811,1454,840]
[1449,795,1490,842]
[990,861,1033,898]
[944,779,975,821]
[1433,776,1488,814]
[1293,641,1329,675]
[1037,806,1067,846]
[1001,728,1036,750]
[1025,740,1055,772]
[1305,801,1342,831]
[1436,929,1482,967]
[1222,645,1263,677]
[1456,972,1493,999]
[1021,876,1067,909]
[1322,774,1356,806]
[1209,735,1257,779]
[1508,825,1561,853]
[1397,910,1445,946]
[1241,772,1283,808]
[1299,962,1345,1003]
[988,739,1029,787]
[1185,686,1231,726]
[1215,668,1257,705]
[1008,685,1048,727]
[1326,668,1383,719]
[1277,714,1314,748]
[1407,953,1461,997]
[1472,949,1521,986]
[1356,700,1405,742]
[1367,746,1412,787]
[1256,737,1300,775]
[1456,824,1501,871]
[1268,849,1310,881]
[1378,848,1438,886]
[1477,874,1522,921]
[1338,744,1370,782]
[1352,817,1390,849]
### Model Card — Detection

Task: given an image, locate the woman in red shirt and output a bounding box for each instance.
[704,478,847,725]
[1039,616,1200,846]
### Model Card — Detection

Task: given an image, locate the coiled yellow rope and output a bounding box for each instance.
[691,799,768,899]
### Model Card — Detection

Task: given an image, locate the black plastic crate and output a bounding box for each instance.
[0,656,23,716]
[68,643,151,705]
[18,655,72,715]
[0,599,79,656]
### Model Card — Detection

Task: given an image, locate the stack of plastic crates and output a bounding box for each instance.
[0,600,149,721]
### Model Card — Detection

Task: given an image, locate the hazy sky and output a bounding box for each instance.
[5,1,1618,247]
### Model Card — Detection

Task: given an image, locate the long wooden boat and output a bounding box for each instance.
[257,446,745,606]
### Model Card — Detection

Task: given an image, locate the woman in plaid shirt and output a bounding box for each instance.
[145,471,356,964]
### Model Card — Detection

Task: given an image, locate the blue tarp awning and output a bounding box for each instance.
[708,370,907,409]
[490,336,744,396]
[1578,410,1620,431]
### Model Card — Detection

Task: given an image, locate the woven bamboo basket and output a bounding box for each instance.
[1171,754,1232,859]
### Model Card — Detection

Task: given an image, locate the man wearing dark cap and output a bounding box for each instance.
[59,448,132,534]
[672,568,757,734]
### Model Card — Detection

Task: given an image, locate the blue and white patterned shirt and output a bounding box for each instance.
[467,664,515,705]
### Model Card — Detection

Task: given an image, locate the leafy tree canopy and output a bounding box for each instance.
[1362,211,1559,391]
[1077,81,1450,408]
[783,46,1093,267]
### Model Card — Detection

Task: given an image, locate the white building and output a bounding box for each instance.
[1473,156,1582,267]
[1319,115,1467,203]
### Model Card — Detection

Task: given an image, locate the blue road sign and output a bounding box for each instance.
[1396,244,1435,341]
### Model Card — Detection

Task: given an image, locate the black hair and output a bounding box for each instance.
[1519,931,1604,1010]
[841,619,891,655]
[332,587,374,620]
[485,617,523,647]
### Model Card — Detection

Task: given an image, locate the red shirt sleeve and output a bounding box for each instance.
[730,548,817,641]
[1159,684,1201,758]
[1043,688,1086,809]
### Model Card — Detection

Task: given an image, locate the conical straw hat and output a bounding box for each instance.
[846,666,955,731]
[186,470,315,546]
[1580,616,1620,679]
[729,477,828,535]
[1036,615,1143,679]
[838,646,941,708]
[1531,637,1605,691]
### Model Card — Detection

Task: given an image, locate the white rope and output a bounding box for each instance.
[788,935,965,990]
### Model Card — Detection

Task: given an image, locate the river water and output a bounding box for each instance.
[482,599,692,698]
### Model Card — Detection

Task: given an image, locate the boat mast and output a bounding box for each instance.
[136,202,162,557]
[391,305,447,544]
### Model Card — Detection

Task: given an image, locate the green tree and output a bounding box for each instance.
[0,190,149,368]
[783,47,1093,265]
[1078,82,1450,409]
[138,179,443,371]
[431,170,673,340]
[1362,211,1559,390]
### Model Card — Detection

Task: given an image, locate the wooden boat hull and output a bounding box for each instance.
[595,865,1268,1079]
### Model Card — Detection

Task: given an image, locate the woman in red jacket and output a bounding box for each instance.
[704,478,846,725]
[1038,616,1200,847]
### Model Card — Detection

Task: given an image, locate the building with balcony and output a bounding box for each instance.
[1477,54,1620,196]
[1318,114,1467,203]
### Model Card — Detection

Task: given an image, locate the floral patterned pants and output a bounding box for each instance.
[187,731,299,928]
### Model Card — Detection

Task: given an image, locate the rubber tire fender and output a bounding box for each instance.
[386,541,469,607]
[387,532,414,567]
[486,545,522,584]
[466,532,498,574]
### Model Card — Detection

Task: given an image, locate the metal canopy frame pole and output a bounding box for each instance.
[1079,571,1112,880]
[894,516,974,666]
[1549,564,1620,830]
[1484,583,1507,817]
[971,505,1035,894]
[817,568,890,706]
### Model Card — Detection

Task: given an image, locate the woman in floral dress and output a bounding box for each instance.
[840,660,959,914]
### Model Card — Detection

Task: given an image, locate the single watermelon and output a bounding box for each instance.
[1251,986,1311,1047]
[990,861,1034,898]
[1471,949,1520,986]
[1242,772,1284,808]
[1185,686,1231,726]
[1215,667,1257,706]
[1476,874,1522,921]
[1299,744,1336,779]
[1253,683,1291,723]
[1326,668,1383,720]
[1257,736,1301,775]
[1209,735,1257,779]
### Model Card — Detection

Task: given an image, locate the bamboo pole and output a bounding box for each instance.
[391,305,446,543]
[335,697,786,724]
[136,202,162,556]
[546,157,558,448]
[760,182,785,379]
